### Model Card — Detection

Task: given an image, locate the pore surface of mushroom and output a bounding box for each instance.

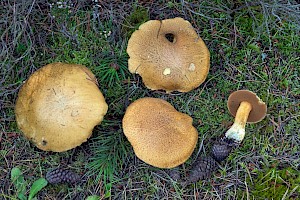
[15,62,108,152]
[127,17,210,93]
[225,90,267,143]
[122,97,198,168]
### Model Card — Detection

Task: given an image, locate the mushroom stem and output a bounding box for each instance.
[225,101,252,143]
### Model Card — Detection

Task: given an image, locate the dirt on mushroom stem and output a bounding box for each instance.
[125,92,261,185]
[225,101,252,143]
[183,90,268,185]
[225,90,267,143]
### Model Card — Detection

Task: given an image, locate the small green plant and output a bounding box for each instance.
[86,195,100,200]
[91,53,130,87]
[87,121,131,198]
[11,167,48,200]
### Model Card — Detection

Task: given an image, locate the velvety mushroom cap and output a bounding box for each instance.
[127,17,210,93]
[15,63,108,152]
[122,97,198,168]
[227,90,267,123]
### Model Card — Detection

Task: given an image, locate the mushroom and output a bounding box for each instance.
[127,17,210,93]
[122,97,198,168]
[15,62,108,152]
[225,90,267,143]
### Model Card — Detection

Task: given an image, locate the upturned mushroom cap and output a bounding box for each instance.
[127,17,210,93]
[227,90,267,123]
[122,97,198,168]
[15,63,108,152]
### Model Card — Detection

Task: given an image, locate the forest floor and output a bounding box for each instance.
[1,0,299,199]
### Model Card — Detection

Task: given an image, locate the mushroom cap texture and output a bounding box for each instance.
[227,90,267,123]
[15,63,108,152]
[122,97,198,168]
[127,17,210,93]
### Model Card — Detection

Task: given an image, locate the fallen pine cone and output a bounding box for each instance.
[46,168,81,184]
[182,138,239,185]
[182,156,218,186]
[211,138,237,162]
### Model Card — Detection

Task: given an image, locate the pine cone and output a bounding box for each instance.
[46,168,81,184]
[183,156,218,185]
[211,142,232,162]
[166,167,181,181]
[211,137,238,162]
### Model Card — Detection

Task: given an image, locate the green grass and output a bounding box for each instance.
[1,0,299,199]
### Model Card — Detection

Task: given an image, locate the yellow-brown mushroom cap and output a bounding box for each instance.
[122,97,198,168]
[227,90,267,123]
[127,17,210,93]
[15,63,108,152]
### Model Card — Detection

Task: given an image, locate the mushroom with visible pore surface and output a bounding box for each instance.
[183,90,267,185]
[225,90,267,143]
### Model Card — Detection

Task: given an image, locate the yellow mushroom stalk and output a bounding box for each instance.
[224,90,267,144]
[225,101,252,143]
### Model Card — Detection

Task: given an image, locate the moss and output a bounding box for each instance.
[242,166,300,199]
[122,6,149,38]
[235,15,255,36]
[15,43,27,55]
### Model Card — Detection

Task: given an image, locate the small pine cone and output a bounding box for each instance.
[211,142,232,162]
[46,168,81,184]
[211,137,239,162]
[183,156,218,185]
[166,167,181,181]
